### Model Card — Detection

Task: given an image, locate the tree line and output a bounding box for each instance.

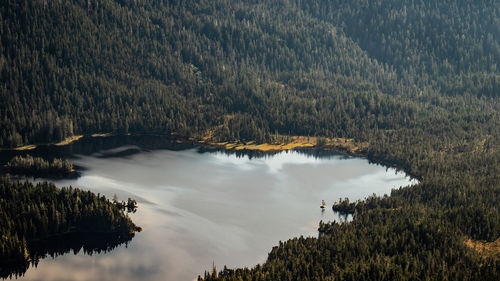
[3,155,74,178]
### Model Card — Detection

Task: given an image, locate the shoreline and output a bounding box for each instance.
[193,137,420,181]
[0,133,426,276]
[7,133,114,151]
[6,134,365,153]
[196,135,367,154]
[3,133,420,181]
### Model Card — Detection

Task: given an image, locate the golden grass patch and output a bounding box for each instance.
[199,135,366,153]
[465,238,500,258]
[90,133,112,137]
[55,135,83,146]
[13,144,37,151]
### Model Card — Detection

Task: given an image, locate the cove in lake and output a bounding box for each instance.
[4,137,416,281]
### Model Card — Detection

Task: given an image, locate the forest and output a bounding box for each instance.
[3,155,75,178]
[0,176,140,278]
[0,0,499,280]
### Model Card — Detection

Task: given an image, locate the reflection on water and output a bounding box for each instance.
[1,233,134,279]
[1,136,417,281]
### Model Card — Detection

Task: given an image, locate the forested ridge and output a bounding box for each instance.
[3,0,499,147]
[1,0,499,280]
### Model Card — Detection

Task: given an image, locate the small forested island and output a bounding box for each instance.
[331,198,357,215]
[3,155,76,178]
[0,176,141,278]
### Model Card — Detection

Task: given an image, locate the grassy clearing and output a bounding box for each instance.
[11,134,104,150]
[465,238,500,258]
[54,135,83,146]
[200,135,368,153]
[13,145,37,151]
[90,133,112,137]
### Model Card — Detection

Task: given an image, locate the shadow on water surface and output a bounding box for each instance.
[0,232,135,280]
[1,135,354,166]
[0,135,195,165]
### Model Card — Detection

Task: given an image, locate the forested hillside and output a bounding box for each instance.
[2,0,499,147]
[1,0,500,280]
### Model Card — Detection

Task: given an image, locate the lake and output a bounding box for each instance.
[3,136,416,281]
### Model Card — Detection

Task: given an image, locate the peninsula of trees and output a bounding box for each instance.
[0,176,141,278]
[3,155,75,178]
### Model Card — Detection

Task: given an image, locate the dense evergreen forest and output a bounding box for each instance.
[2,0,499,147]
[1,0,499,280]
[0,176,140,278]
[3,155,75,178]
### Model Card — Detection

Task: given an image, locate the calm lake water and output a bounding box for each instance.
[4,137,416,281]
